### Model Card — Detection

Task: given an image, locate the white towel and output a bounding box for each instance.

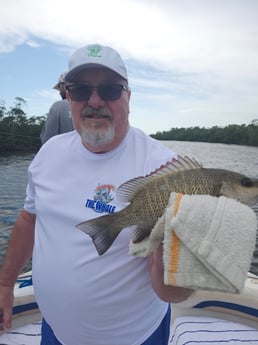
[130,193,257,293]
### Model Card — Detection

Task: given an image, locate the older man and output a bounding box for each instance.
[0,44,192,345]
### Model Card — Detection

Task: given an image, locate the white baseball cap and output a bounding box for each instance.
[53,72,67,90]
[65,44,128,82]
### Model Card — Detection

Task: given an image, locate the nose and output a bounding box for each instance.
[87,88,105,107]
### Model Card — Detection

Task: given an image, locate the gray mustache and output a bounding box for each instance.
[82,108,112,118]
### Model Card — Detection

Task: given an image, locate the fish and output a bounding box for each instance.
[77,155,258,255]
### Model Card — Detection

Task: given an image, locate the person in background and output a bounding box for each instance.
[40,72,74,144]
[0,44,193,345]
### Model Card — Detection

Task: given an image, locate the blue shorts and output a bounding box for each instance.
[41,304,171,345]
[142,304,171,345]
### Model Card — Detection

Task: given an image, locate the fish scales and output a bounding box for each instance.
[115,169,224,238]
[77,155,258,255]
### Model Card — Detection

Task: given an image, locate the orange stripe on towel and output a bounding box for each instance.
[168,193,183,285]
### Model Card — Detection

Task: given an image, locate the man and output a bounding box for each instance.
[40,72,74,144]
[0,44,192,345]
[53,72,68,100]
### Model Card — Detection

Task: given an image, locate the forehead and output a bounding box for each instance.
[71,67,123,84]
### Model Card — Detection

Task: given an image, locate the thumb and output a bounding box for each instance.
[4,309,13,329]
[1,305,13,330]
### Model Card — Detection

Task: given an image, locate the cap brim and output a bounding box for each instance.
[65,63,127,82]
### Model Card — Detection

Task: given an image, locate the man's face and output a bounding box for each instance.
[59,83,67,99]
[66,67,131,153]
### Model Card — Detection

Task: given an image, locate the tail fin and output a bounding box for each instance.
[76,214,121,255]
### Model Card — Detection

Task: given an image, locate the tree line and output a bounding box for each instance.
[150,120,258,146]
[1,97,258,156]
[0,97,46,154]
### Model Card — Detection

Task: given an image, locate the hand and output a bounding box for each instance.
[148,243,194,303]
[0,284,14,331]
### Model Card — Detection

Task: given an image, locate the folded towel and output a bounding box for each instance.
[130,193,257,293]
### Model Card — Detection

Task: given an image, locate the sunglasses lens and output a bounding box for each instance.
[98,85,123,101]
[67,85,92,101]
[67,84,125,101]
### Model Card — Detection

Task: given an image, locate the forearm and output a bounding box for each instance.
[148,244,194,303]
[0,209,35,287]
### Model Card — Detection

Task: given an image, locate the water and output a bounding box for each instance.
[0,153,35,271]
[164,141,258,176]
[0,142,258,273]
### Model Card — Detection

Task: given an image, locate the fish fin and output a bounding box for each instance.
[76,215,120,255]
[117,155,203,202]
[172,155,203,170]
[131,225,151,243]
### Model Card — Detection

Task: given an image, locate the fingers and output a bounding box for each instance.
[3,307,12,329]
[0,308,12,331]
[0,311,3,332]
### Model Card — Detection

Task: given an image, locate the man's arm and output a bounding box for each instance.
[0,209,35,330]
[148,243,194,303]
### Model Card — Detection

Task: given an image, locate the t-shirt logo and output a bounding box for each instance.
[94,184,114,203]
[85,183,116,214]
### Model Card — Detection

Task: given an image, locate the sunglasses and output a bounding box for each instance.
[66,83,128,102]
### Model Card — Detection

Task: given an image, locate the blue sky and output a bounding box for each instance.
[0,0,258,134]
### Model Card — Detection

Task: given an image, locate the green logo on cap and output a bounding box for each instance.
[87,45,102,58]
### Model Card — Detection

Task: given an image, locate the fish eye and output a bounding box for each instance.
[241,177,253,187]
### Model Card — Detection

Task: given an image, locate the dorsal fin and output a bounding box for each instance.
[117,155,203,202]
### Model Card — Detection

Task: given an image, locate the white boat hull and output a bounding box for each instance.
[0,271,257,344]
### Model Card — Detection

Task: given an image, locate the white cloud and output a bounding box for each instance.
[0,0,258,132]
[35,89,59,100]
[25,40,40,48]
[1,0,258,78]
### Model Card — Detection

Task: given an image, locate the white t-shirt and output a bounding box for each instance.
[24,127,176,345]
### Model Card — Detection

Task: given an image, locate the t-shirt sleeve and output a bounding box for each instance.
[24,165,36,214]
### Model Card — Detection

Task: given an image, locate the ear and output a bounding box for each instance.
[66,89,71,102]
[127,88,131,101]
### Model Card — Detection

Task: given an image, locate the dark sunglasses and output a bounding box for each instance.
[66,83,128,102]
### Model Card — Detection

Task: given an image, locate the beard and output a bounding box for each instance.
[81,125,115,148]
[80,107,115,148]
